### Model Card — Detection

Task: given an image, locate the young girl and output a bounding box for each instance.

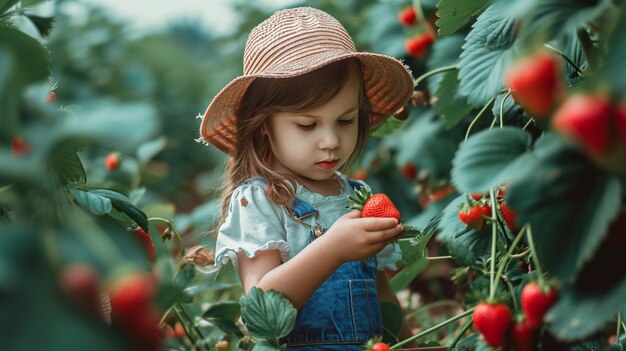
[199,7,415,349]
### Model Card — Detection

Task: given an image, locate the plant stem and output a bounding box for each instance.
[522,118,535,130]
[492,225,528,296]
[616,313,622,342]
[174,303,209,351]
[504,278,520,313]
[488,188,498,301]
[427,255,453,261]
[148,216,185,257]
[499,91,512,128]
[391,308,475,349]
[526,225,545,287]
[465,97,495,142]
[447,319,473,351]
[543,43,584,74]
[406,299,464,319]
[414,65,458,88]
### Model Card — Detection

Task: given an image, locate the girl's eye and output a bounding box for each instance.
[296,123,316,130]
[338,118,354,125]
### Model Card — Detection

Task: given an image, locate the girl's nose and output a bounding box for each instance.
[319,129,340,149]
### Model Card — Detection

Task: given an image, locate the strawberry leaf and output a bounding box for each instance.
[505,138,622,283]
[240,286,296,342]
[70,189,113,216]
[435,0,490,37]
[433,70,474,128]
[451,127,533,194]
[458,3,519,106]
[546,275,626,340]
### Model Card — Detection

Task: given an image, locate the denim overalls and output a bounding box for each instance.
[282,180,383,350]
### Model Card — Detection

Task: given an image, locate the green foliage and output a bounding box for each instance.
[240,287,297,348]
[435,0,491,37]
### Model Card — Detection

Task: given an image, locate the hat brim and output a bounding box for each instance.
[199,50,414,154]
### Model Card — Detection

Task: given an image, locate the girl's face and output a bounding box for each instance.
[267,66,360,190]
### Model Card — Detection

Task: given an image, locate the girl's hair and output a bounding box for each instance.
[216,58,371,228]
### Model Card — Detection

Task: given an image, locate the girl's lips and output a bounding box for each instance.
[317,160,338,170]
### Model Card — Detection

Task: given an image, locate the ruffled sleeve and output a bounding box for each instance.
[214,181,290,272]
[376,242,402,271]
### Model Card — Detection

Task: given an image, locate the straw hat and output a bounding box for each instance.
[199,7,414,154]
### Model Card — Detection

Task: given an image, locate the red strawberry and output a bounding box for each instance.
[371,342,390,351]
[500,201,518,232]
[481,203,492,218]
[104,152,120,170]
[471,193,484,201]
[362,194,401,220]
[47,91,58,103]
[351,168,368,181]
[459,204,485,230]
[510,319,536,351]
[348,187,401,220]
[405,32,434,58]
[58,263,102,317]
[473,302,512,348]
[428,184,454,202]
[401,163,417,182]
[11,136,31,157]
[398,5,417,27]
[131,227,157,262]
[521,282,558,329]
[506,51,564,117]
[616,101,626,144]
[552,93,612,156]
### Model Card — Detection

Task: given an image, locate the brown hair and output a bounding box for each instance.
[215,58,371,229]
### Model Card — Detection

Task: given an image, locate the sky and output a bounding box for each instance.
[80,0,299,36]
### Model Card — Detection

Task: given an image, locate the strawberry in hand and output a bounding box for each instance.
[348,187,420,234]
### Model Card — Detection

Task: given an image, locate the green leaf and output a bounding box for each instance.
[50,142,86,185]
[390,258,428,292]
[0,0,19,15]
[451,127,533,193]
[136,136,167,164]
[370,116,405,137]
[458,4,518,106]
[70,189,113,215]
[426,34,464,93]
[518,0,614,45]
[548,30,587,79]
[603,4,626,98]
[506,139,622,282]
[435,0,490,37]
[202,301,244,337]
[240,287,297,341]
[433,70,473,128]
[90,189,149,231]
[380,301,403,344]
[24,15,55,38]
[547,275,626,341]
[156,284,190,311]
[252,340,283,351]
[174,263,195,289]
[0,26,50,85]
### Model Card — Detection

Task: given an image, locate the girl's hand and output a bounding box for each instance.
[320,210,404,264]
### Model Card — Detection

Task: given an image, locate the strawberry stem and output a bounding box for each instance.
[465,96,496,142]
[413,64,458,88]
[499,91,513,129]
[504,278,520,314]
[616,313,622,343]
[526,225,546,288]
[543,43,584,75]
[447,319,473,351]
[148,217,184,257]
[489,187,498,301]
[390,308,475,349]
[492,224,528,299]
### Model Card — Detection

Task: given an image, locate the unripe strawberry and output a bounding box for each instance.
[405,32,434,58]
[398,5,417,27]
[11,136,31,157]
[104,152,121,170]
[215,340,230,350]
[506,51,564,117]
[552,93,612,156]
